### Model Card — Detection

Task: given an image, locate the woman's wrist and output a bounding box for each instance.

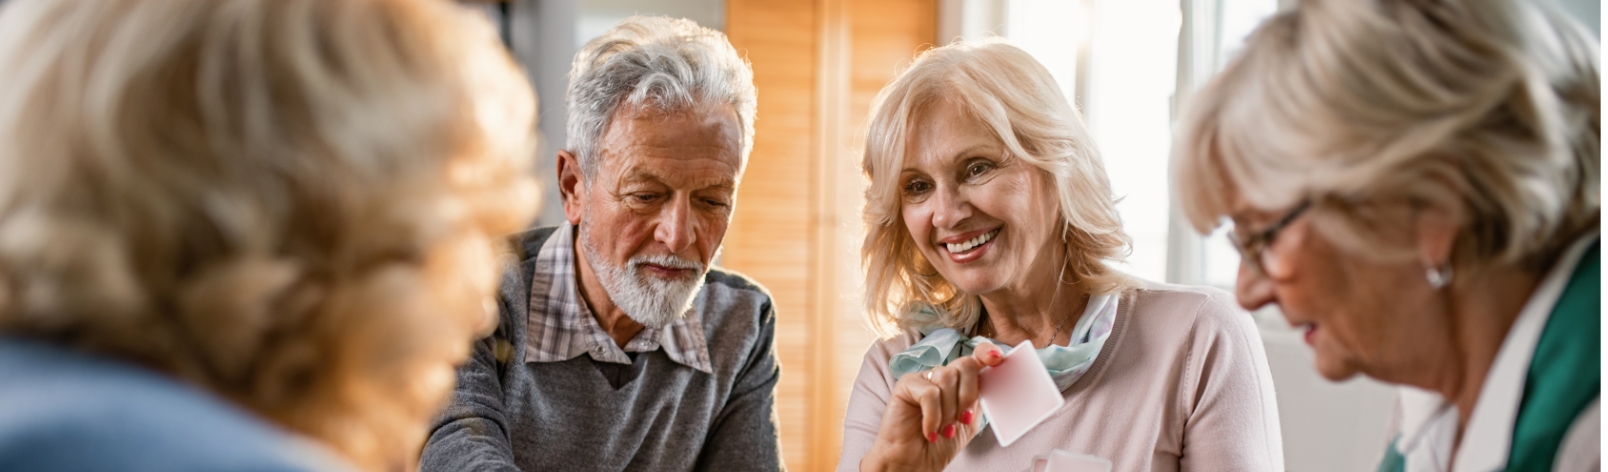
[860,441,924,472]
[859,446,889,472]
[858,453,881,472]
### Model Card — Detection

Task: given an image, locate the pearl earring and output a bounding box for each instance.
[1425,264,1454,289]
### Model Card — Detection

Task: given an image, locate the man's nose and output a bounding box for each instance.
[929,186,971,229]
[654,195,697,254]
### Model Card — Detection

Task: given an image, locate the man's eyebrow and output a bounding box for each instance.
[623,168,737,191]
[621,170,663,185]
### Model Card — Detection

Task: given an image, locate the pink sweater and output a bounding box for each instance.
[837,282,1285,471]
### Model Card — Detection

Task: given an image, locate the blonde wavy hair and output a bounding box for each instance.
[1174,0,1599,272]
[861,40,1134,337]
[0,0,538,469]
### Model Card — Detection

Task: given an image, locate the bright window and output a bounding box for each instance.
[1006,0,1180,283]
[1202,0,1280,290]
[1005,0,1277,290]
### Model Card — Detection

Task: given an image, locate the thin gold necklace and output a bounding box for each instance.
[1044,312,1070,347]
[978,310,1071,348]
[978,253,1076,347]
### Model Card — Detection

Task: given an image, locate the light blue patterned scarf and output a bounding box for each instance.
[888,292,1118,392]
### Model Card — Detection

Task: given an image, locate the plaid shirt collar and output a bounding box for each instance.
[524,224,713,373]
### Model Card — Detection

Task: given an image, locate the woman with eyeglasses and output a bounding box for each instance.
[1173,0,1599,470]
[837,39,1284,472]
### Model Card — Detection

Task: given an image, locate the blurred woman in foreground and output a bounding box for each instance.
[838,40,1283,472]
[1173,0,1598,470]
[0,0,538,470]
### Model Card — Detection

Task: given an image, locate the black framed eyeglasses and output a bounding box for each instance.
[1227,200,1312,276]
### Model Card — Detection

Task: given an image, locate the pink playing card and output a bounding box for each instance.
[1044,450,1112,472]
[977,340,1064,447]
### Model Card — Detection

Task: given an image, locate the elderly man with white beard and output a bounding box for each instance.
[420,16,783,472]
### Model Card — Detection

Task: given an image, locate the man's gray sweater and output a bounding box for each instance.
[420,227,784,471]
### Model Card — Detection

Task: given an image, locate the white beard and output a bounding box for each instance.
[579,222,708,329]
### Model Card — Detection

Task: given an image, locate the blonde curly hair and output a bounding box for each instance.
[0,0,538,469]
[860,40,1134,337]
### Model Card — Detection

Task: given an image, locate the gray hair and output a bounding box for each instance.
[1174,0,1598,271]
[566,16,757,177]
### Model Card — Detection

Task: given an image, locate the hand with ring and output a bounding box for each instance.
[859,341,1006,472]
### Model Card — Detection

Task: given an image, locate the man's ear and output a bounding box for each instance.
[557,150,586,226]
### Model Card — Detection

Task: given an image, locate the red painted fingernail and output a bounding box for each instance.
[943,423,957,438]
[989,350,1002,361]
[927,431,938,443]
[960,410,974,425]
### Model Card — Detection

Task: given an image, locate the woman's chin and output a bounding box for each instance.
[1312,353,1364,382]
[934,262,1010,294]
[940,275,1002,297]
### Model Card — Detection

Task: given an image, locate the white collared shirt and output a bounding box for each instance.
[1390,234,1599,472]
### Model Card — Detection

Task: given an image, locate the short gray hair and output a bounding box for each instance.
[566,16,757,177]
[1174,0,1598,271]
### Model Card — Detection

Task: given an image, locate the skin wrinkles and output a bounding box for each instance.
[862,97,1090,472]
[1228,195,1540,431]
[558,102,742,346]
[899,97,1088,349]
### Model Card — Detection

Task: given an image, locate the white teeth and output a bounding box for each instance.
[944,229,999,254]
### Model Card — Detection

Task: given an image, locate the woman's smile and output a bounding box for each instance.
[938,228,1001,263]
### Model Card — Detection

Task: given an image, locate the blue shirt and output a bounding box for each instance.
[0,337,351,472]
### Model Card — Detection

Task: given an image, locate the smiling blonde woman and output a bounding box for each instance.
[0,0,538,470]
[838,40,1284,472]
